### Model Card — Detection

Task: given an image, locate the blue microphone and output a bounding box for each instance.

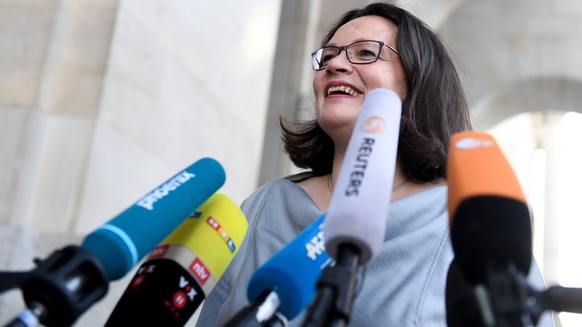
[82,157,226,281]
[223,214,332,326]
[1,158,226,327]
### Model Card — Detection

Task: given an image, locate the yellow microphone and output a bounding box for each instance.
[105,193,248,326]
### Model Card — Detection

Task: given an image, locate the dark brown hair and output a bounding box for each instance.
[281,2,472,183]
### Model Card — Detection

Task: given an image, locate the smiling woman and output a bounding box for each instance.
[194,2,548,327]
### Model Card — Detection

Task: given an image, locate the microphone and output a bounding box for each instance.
[82,157,226,281]
[324,88,402,264]
[222,214,331,326]
[105,193,248,326]
[447,132,532,286]
[447,132,582,325]
[303,89,402,326]
[446,132,534,326]
[0,158,225,327]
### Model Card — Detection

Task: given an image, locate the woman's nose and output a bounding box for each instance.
[325,51,353,73]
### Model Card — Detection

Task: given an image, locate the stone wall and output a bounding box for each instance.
[0,0,281,325]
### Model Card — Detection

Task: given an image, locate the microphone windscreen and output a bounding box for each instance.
[155,193,247,283]
[447,132,532,285]
[105,193,247,326]
[324,88,402,264]
[247,214,332,320]
[82,157,226,280]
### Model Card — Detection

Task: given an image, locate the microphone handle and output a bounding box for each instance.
[302,244,360,327]
[264,313,288,327]
[2,246,108,327]
[222,291,282,327]
[540,285,582,314]
[3,308,40,327]
[445,259,484,327]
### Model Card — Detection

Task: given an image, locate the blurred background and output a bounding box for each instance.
[1,0,581,325]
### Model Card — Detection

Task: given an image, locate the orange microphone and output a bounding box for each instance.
[447,131,532,286]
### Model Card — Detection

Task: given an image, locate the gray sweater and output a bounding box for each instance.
[195,178,552,326]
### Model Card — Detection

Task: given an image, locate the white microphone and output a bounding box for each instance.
[302,89,402,326]
[324,88,402,264]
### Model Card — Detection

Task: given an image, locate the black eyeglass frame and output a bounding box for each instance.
[310,39,399,71]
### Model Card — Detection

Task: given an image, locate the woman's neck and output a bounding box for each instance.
[328,150,408,193]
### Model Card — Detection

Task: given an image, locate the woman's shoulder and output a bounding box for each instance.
[243,176,302,202]
[244,173,313,200]
[240,173,322,231]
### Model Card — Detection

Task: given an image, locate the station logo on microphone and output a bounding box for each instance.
[189,257,211,285]
[363,115,385,133]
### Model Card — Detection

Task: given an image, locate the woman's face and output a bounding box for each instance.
[313,15,406,140]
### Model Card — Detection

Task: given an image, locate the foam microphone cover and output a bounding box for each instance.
[324,88,402,264]
[82,157,226,280]
[105,193,248,326]
[246,213,332,320]
[447,132,532,285]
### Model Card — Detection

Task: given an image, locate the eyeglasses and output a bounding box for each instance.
[311,40,399,71]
